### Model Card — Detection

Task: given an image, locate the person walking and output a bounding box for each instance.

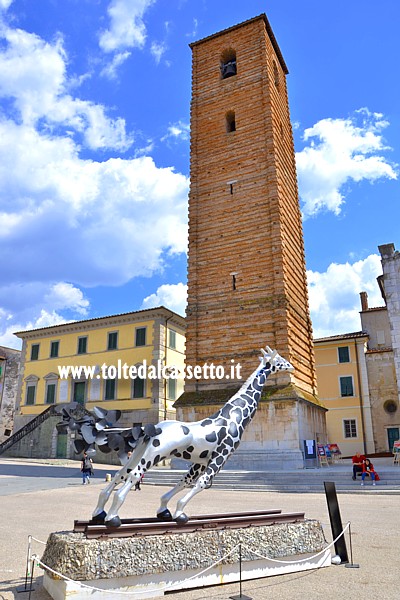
[81,451,93,485]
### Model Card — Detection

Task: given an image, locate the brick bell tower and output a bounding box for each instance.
[175,14,327,469]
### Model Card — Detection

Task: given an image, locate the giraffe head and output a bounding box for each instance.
[259,346,294,373]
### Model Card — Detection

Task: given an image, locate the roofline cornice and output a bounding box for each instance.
[189,13,289,75]
[14,306,186,340]
[314,331,369,344]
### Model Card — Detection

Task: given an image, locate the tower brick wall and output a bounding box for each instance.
[184,15,317,397]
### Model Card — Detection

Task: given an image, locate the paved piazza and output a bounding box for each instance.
[0,458,398,600]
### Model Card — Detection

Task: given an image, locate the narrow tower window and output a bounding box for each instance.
[220,48,237,79]
[230,272,238,290]
[226,110,236,132]
[273,60,279,88]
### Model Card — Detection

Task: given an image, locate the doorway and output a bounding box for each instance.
[56,432,67,458]
[73,381,86,405]
[387,427,400,452]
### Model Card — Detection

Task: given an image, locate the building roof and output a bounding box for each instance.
[14,306,186,339]
[359,305,387,313]
[314,331,369,343]
[189,13,289,75]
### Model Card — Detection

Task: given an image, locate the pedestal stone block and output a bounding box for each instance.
[41,520,330,599]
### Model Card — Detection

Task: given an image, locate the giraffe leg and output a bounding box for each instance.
[157,464,206,519]
[104,473,136,527]
[92,470,122,522]
[173,465,215,523]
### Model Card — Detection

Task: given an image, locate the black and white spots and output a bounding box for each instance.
[91,346,294,527]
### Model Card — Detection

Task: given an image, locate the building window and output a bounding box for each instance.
[26,385,36,405]
[133,376,145,398]
[45,383,56,404]
[50,341,59,358]
[31,344,39,361]
[273,60,279,88]
[338,346,350,363]
[344,419,357,439]
[77,336,88,355]
[226,110,236,132]
[220,48,237,79]
[167,377,176,400]
[108,331,118,350]
[340,376,354,397]
[169,330,176,350]
[135,327,146,347]
[105,378,116,401]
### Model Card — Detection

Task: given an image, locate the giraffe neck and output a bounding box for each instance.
[215,364,272,422]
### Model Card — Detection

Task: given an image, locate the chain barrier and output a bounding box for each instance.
[24,522,352,598]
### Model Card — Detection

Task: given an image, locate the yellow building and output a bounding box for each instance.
[11,307,185,460]
[314,332,374,457]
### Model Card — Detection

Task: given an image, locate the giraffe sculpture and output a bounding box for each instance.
[89,346,294,527]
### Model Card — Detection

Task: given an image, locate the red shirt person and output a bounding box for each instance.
[361,458,378,486]
[352,452,365,480]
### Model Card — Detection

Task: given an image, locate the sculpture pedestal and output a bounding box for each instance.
[41,520,331,599]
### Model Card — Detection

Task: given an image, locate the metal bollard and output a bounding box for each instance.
[105,473,112,482]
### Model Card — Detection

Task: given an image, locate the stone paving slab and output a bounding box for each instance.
[0,458,399,599]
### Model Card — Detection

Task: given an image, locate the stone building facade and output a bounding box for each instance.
[0,346,21,443]
[6,307,185,463]
[359,243,400,452]
[176,14,327,470]
[314,332,374,457]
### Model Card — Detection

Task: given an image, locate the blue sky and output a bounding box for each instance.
[0,0,399,349]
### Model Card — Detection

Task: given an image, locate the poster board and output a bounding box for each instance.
[326,443,342,461]
[317,444,329,466]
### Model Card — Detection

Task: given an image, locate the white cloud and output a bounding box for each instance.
[99,0,156,53]
[100,51,131,79]
[296,109,397,218]
[141,283,187,316]
[150,41,167,64]
[308,254,383,339]
[0,123,189,287]
[0,17,189,346]
[0,25,132,150]
[0,0,13,11]
[161,120,190,143]
[0,282,89,349]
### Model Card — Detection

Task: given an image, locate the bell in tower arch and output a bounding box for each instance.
[220,48,237,79]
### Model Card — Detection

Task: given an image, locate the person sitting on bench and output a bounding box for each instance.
[352,451,365,480]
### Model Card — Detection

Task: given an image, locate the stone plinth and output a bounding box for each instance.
[41,520,330,599]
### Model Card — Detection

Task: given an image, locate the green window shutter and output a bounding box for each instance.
[50,341,59,358]
[105,378,116,400]
[167,377,176,400]
[169,330,176,349]
[26,386,36,405]
[338,346,350,363]
[135,328,146,347]
[340,376,354,397]
[46,383,56,404]
[108,332,118,350]
[133,378,145,398]
[78,337,87,354]
[31,345,39,361]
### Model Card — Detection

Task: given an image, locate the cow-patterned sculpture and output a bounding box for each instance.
[58,346,293,526]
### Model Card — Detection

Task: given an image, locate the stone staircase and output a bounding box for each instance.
[142,459,400,494]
